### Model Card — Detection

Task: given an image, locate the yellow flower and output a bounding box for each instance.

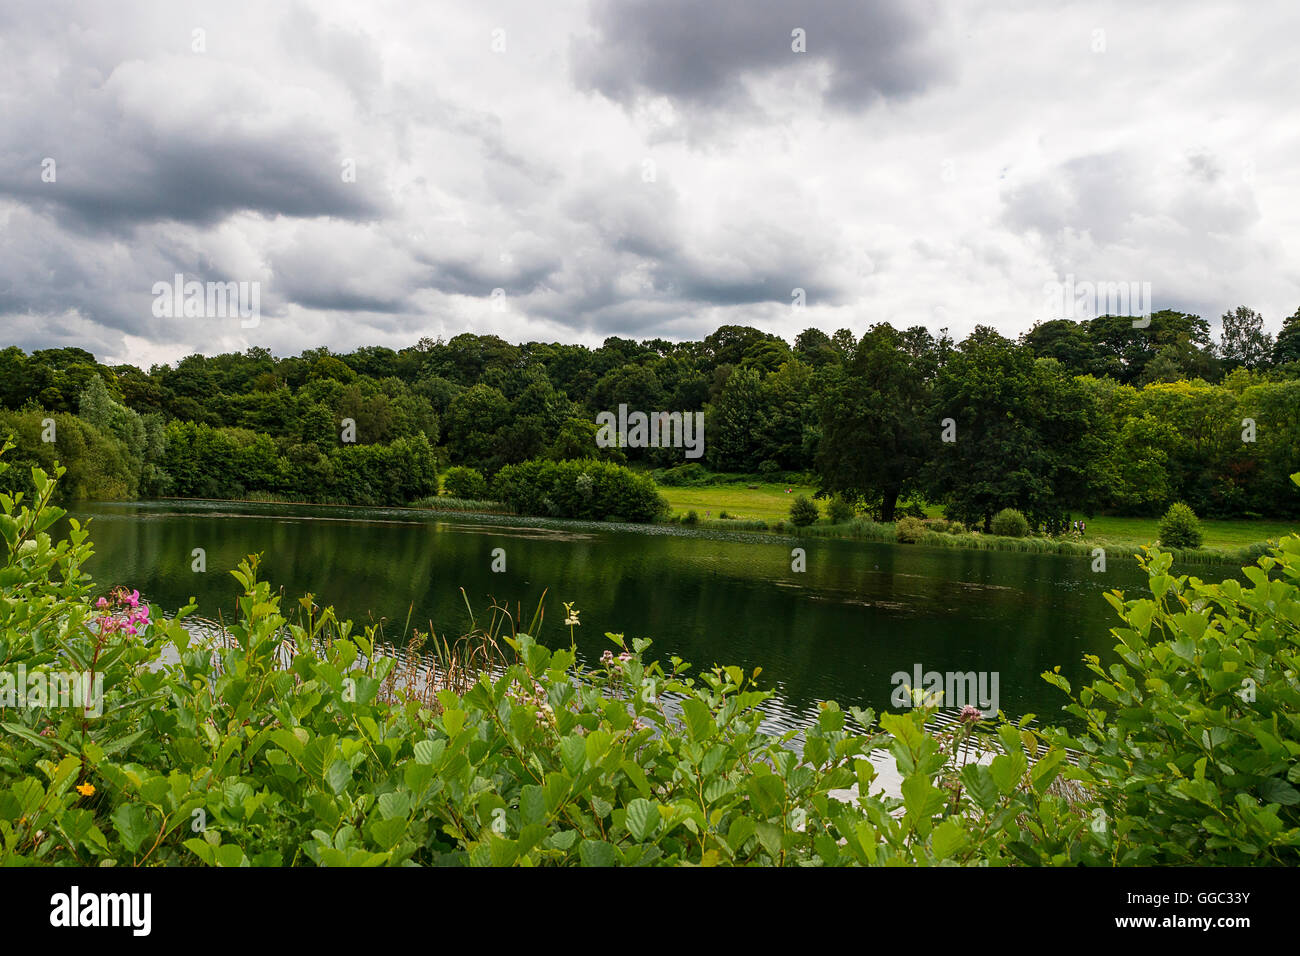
[75,782,95,797]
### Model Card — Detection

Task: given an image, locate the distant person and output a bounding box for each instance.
[1080,520,1086,535]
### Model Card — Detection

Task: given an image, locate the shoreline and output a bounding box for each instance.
[68,494,1286,567]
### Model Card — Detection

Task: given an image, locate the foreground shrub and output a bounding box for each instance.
[789,495,820,526]
[1043,494,1300,863]
[990,508,1030,538]
[491,458,668,522]
[1158,501,1203,549]
[442,465,488,499]
[895,516,927,543]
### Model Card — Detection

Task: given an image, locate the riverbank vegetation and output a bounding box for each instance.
[2,452,1297,866]
[2,310,1299,529]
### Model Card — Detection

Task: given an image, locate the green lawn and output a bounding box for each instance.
[1073,515,1299,551]
[660,481,820,522]
[660,482,1299,550]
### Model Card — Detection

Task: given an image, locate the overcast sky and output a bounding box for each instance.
[2,0,1297,366]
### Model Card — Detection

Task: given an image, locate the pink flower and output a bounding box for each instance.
[959,704,983,724]
[95,597,109,610]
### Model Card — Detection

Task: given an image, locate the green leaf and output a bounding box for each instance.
[625,798,659,841]
[520,785,546,826]
[578,839,618,867]
[748,773,785,817]
[325,759,353,795]
[1030,749,1068,793]
[960,763,999,812]
[1259,777,1300,806]
[378,791,410,820]
[930,819,967,860]
[754,821,784,859]
[110,803,153,854]
[679,698,714,742]
[370,817,408,850]
[215,842,248,867]
[559,735,587,776]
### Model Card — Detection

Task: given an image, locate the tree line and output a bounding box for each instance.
[1,303,1298,521]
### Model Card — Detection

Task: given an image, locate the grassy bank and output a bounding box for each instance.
[659,480,1298,561]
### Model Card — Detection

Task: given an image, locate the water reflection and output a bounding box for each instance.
[69,500,1243,735]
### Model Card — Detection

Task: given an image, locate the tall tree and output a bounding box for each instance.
[814,324,928,521]
[925,328,1099,531]
[1218,306,1273,370]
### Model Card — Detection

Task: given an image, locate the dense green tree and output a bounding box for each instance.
[814,324,928,521]
[707,366,766,472]
[1271,308,1300,366]
[1022,320,1099,375]
[925,328,1100,531]
[1218,306,1273,370]
[1085,311,1213,384]
[444,383,511,472]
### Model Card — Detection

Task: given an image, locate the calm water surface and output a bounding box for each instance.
[68,500,1241,734]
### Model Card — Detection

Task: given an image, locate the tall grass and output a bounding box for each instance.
[795,518,894,541]
[409,495,512,514]
[693,517,771,532]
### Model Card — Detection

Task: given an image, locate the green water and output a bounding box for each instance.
[68,499,1237,734]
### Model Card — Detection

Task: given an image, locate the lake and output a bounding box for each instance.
[67,499,1239,735]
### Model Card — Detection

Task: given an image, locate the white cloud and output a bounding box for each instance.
[1,0,1297,365]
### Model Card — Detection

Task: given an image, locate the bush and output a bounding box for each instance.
[656,462,710,487]
[1043,508,1300,863]
[827,496,855,524]
[443,465,488,499]
[990,508,1030,538]
[491,458,669,522]
[757,459,780,476]
[789,494,820,526]
[895,516,927,543]
[927,518,964,535]
[1159,501,1203,549]
[682,510,699,525]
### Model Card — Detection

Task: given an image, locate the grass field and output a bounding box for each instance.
[660,481,1300,551]
[659,481,819,522]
